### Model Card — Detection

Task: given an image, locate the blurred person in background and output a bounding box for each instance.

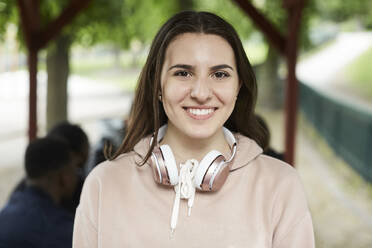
[74,11,314,247]
[0,137,77,248]
[9,122,90,215]
[47,122,90,214]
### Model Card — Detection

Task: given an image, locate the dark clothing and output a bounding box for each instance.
[61,175,84,215]
[0,186,74,248]
[10,174,84,217]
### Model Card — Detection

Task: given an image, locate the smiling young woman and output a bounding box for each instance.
[73,11,315,248]
[159,33,240,163]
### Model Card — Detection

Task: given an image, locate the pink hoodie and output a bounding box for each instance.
[73,133,315,248]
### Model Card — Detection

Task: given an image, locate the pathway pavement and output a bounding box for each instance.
[297,31,372,113]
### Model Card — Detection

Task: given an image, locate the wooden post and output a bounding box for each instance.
[232,0,305,166]
[28,49,38,140]
[16,0,91,141]
[284,1,305,165]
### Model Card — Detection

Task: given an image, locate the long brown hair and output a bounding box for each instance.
[107,11,268,165]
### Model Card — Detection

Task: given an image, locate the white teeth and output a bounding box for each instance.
[187,108,214,116]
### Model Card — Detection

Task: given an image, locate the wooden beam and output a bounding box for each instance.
[283,1,305,165]
[17,0,40,140]
[16,0,92,141]
[17,0,41,50]
[231,0,287,55]
[232,0,306,166]
[28,49,38,140]
[35,0,92,50]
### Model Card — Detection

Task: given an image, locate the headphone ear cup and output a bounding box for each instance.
[159,145,179,186]
[194,150,226,191]
[208,161,230,191]
[150,147,164,184]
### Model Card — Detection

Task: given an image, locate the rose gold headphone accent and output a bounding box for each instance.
[152,148,171,185]
[211,162,230,191]
[200,155,225,191]
[150,152,161,184]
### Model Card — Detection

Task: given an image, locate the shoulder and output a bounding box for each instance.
[86,135,152,182]
[254,155,310,221]
[254,155,307,199]
[81,147,152,198]
[0,200,44,246]
[236,151,309,208]
[86,151,140,181]
[256,154,299,180]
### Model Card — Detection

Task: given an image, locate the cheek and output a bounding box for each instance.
[215,87,238,105]
[163,81,190,105]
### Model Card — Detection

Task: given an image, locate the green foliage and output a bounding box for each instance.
[0,0,177,49]
[112,0,178,48]
[2,0,371,53]
[0,0,18,41]
[315,0,372,29]
[194,0,254,39]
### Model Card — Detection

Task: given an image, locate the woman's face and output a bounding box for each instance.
[160,33,240,141]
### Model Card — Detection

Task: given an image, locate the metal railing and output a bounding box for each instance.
[299,82,372,182]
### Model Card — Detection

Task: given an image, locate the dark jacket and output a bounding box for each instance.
[0,185,74,248]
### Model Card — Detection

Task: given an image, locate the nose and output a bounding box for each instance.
[190,77,211,102]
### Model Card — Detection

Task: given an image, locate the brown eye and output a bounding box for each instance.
[174,71,191,77]
[213,71,230,79]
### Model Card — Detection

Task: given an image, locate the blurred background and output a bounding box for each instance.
[0,0,372,247]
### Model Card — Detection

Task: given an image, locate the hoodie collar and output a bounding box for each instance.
[133,132,263,171]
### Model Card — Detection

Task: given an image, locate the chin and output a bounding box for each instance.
[183,125,219,140]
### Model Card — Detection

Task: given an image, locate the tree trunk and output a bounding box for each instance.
[257,44,283,109]
[46,35,71,131]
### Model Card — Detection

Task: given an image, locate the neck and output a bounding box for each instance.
[26,178,61,204]
[159,124,231,165]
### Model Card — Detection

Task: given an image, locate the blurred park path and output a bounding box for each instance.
[297,31,372,112]
[297,31,372,88]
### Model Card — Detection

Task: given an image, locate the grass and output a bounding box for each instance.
[345,45,372,99]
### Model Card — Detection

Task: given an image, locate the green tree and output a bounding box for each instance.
[315,0,372,29]
[0,0,175,130]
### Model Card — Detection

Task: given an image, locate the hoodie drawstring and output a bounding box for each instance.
[170,159,199,237]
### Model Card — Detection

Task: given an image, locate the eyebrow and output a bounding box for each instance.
[210,64,234,71]
[168,64,234,71]
[168,64,193,71]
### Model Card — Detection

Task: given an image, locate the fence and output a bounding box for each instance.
[299,82,372,182]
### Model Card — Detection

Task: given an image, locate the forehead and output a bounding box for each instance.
[164,33,236,67]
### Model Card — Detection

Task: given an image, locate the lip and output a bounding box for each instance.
[183,106,217,120]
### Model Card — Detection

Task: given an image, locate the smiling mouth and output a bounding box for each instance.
[183,107,217,119]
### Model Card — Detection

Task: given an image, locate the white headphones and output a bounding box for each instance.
[149,125,237,191]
